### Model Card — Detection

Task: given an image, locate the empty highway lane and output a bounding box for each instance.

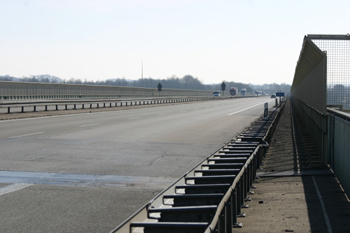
[0,97,275,232]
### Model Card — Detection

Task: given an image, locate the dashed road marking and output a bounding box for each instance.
[8,132,43,139]
[80,123,100,127]
[128,117,141,120]
[227,102,269,116]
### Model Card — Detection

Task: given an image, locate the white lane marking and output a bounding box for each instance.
[80,123,100,127]
[227,102,269,115]
[8,132,43,139]
[0,183,34,196]
[128,117,140,120]
[312,176,333,233]
[151,157,163,165]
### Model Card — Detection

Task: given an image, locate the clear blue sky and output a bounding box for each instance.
[1,0,349,85]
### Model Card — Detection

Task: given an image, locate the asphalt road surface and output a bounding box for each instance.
[0,97,275,233]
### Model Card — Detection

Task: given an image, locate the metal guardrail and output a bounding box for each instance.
[110,102,284,233]
[0,96,260,114]
[0,97,209,114]
[291,98,328,167]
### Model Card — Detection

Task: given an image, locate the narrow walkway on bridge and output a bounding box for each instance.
[236,99,350,233]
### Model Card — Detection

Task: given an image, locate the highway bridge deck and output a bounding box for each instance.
[1,97,348,232]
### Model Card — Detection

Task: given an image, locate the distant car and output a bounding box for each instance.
[271,94,276,98]
[213,91,220,96]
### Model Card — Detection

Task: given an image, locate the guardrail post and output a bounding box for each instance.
[97,103,99,108]
[231,188,242,228]
[217,212,225,233]
[249,164,253,191]
[74,104,76,110]
[225,200,233,233]
[237,179,246,217]
[45,105,48,111]
[65,105,68,110]
[34,106,36,112]
[7,107,10,114]
[244,170,250,201]
[56,105,58,110]
[82,104,85,109]
[241,173,246,201]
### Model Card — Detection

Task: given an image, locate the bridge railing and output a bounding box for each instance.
[291,34,350,197]
[327,108,350,197]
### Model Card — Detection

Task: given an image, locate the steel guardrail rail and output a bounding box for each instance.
[0,96,210,114]
[110,102,285,233]
[0,96,261,114]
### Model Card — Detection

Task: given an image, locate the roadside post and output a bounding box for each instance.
[264,102,268,119]
[157,83,162,97]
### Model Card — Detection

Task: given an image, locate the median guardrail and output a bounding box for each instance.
[0,97,211,114]
[0,95,261,114]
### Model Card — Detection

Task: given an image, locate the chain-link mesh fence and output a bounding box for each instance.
[291,36,327,113]
[310,35,350,111]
